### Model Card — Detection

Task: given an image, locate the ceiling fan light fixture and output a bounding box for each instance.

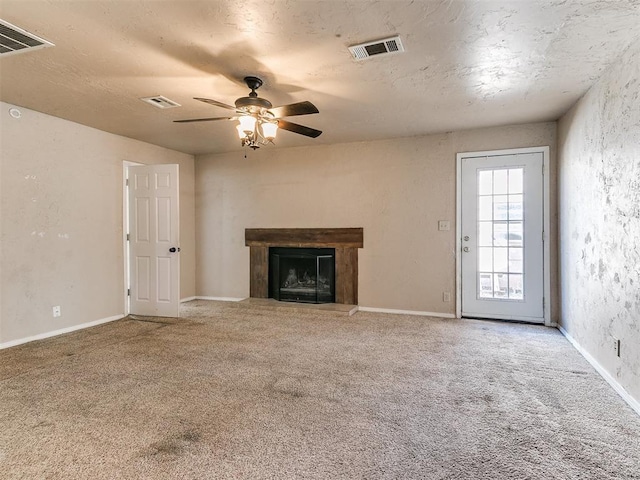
[175,76,322,149]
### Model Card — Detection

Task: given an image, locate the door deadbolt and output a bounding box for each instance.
[463,246,470,252]
[169,247,181,253]
[463,236,470,241]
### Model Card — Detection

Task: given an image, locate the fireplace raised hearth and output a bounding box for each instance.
[245,228,363,305]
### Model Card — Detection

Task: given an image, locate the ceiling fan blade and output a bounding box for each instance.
[174,116,235,123]
[193,97,237,111]
[269,101,319,118]
[277,119,322,138]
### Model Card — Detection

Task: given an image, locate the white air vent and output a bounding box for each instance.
[0,19,54,57]
[348,36,404,60]
[140,96,181,109]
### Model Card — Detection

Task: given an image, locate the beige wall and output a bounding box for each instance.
[558,38,640,403]
[0,102,195,345]
[195,122,556,316]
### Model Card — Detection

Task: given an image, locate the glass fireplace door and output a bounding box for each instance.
[269,248,335,304]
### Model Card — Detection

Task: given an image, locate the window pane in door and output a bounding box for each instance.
[478,170,493,195]
[508,169,523,194]
[478,247,493,271]
[493,170,508,194]
[476,167,525,301]
[493,247,508,273]
[478,197,493,221]
[493,195,509,220]
[509,195,523,220]
[478,222,493,246]
[508,248,523,273]
[509,274,523,299]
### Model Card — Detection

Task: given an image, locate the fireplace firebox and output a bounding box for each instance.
[269,247,335,304]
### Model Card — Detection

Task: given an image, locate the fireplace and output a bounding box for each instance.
[245,228,363,305]
[269,247,335,303]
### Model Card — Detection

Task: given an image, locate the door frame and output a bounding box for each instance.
[455,146,551,326]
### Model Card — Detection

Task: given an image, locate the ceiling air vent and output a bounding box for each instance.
[140,96,181,109]
[0,19,54,57]
[348,36,404,61]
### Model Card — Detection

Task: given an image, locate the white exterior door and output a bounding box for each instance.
[460,151,544,323]
[128,164,180,317]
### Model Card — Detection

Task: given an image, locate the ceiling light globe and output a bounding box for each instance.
[238,115,257,133]
[262,122,278,140]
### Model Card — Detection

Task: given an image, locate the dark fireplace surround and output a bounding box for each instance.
[245,228,364,305]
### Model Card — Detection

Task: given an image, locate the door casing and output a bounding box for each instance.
[455,146,551,326]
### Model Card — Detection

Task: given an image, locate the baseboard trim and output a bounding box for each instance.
[559,326,640,417]
[0,314,126,350]
[180,296,197,303]
[358,306,456,318]
[192,296,245,302]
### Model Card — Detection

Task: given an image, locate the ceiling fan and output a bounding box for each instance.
[174,76,322,149]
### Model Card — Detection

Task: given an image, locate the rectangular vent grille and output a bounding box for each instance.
[348,36,404,61]
[140,96,182,109]
[0,19,54,57]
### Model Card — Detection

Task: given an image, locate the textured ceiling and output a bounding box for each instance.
[1,0,639,155]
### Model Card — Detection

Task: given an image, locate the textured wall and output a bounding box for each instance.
[0,103,196,344]
[558,39,640,403]
[195,122,556,316]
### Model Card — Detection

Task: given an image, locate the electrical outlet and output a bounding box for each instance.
[443,292,451,302]
[612,338,621,357]
[438,220,450,231]
[52,306,61,318]
[616,339,621,358]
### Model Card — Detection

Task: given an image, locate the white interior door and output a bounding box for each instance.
[128,164,180,317]
[460,152,544,323]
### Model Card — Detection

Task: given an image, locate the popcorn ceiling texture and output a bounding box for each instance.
[558,37,640,404]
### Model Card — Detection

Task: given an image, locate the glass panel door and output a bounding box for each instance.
[461,152,544,322]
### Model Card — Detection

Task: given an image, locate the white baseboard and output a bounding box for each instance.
[559,326,640,417]
[192,296,245,302]
[358,306,456,318]
[180,296,197,303]
[0,314,125,350]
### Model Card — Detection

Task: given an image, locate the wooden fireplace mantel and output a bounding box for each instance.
[245,228,363,305]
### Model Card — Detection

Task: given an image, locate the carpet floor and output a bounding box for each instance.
[1,300,639,479]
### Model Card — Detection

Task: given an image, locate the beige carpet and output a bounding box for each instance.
[1,300,639,479]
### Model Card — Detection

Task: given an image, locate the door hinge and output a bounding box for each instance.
[127,288,130,296]
[126,178,129,186]
[126,233,130,241]
[543,297,545,310]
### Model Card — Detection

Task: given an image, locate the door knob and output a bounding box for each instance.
[169,247,180,253]
[463,247,470,252]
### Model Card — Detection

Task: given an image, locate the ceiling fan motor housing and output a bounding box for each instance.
[235,96,272,110]
[236,76,273,112]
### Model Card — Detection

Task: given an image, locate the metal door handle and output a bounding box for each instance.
[169,247,181,253]
[463,247,470,252]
